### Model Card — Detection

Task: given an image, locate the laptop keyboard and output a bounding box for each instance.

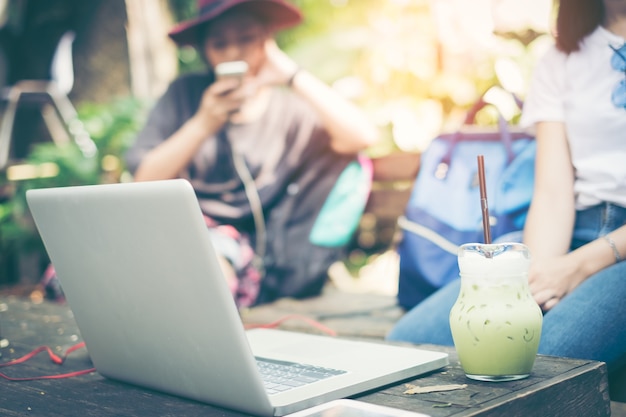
[256,357,347,395]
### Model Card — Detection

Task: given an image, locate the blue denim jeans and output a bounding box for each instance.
[387,203,626,373]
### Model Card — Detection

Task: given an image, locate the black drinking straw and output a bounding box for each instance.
[477,155,492,244]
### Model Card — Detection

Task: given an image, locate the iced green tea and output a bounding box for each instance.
[449,243,543,381]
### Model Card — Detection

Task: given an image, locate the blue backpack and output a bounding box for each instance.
[396,98,536,310]
[258,154,372,304]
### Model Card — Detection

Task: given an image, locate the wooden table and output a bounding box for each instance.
[0,295,610,417]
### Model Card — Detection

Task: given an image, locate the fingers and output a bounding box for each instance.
[261,38,297,84]
[199,78,252,121]
[264,37,278,53]
[213,77,244,96]
[533,288,553,307]
[264,38,287,61]
[532,288,561,312]
[542,297,560,311]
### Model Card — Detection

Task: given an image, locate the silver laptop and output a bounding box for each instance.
[26,179,448,417]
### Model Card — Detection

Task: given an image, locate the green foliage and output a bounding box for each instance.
[13,97,147,192]
[0,97,149,283]
[166,0,545,156]
[79,97,148,162]
[168,0,198,22]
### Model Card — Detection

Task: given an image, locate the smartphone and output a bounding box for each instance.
[285,399,431,417]
[214,60,249,81]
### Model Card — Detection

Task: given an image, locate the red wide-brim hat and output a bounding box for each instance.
[168,0,303,46]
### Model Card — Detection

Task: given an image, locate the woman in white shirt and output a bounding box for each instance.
[519,0,626,369]
[388,0,626,376]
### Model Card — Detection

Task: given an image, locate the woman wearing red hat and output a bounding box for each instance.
[125,0,378,307]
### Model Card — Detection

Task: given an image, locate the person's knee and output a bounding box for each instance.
[386,306,454,346]
[387,281,460,346]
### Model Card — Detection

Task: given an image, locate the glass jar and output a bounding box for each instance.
[449,242,543,382]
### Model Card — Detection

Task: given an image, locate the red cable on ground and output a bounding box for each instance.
[0,342,96,381]
[1,315,335,381]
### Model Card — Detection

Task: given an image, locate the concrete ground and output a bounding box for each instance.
[613,401,626,417]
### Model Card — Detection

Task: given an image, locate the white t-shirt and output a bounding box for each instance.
[520,26,626,210]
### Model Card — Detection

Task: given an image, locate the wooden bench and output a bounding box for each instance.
[352,152,420,254]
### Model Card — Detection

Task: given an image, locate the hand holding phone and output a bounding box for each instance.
[215,61,249,85]
[210,61,250,119]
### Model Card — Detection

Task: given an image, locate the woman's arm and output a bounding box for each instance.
[523,121,577,310]
[290,70,379,153]
[132,78,247,182]
[259,40,379,154]
[524,121,625,310]
[529,224,626,312]
[523,121,576,260]
[565,225,626,277]
[133,113,219,181]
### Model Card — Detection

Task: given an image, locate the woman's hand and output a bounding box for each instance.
[132,76,256,181]
[251,38,378,153]
[194,76,255,128]
[528,255,587,311]
[254,38,299,87]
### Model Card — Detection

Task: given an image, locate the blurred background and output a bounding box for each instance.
[0,0,553,289]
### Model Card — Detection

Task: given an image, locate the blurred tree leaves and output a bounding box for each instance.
[166,0,548,154]
[0,96,148,278]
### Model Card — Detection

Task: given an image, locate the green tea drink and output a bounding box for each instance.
[449,243,543,382]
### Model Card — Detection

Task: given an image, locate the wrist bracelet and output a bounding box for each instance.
[604,235,622,263]
[286,67,301,87]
